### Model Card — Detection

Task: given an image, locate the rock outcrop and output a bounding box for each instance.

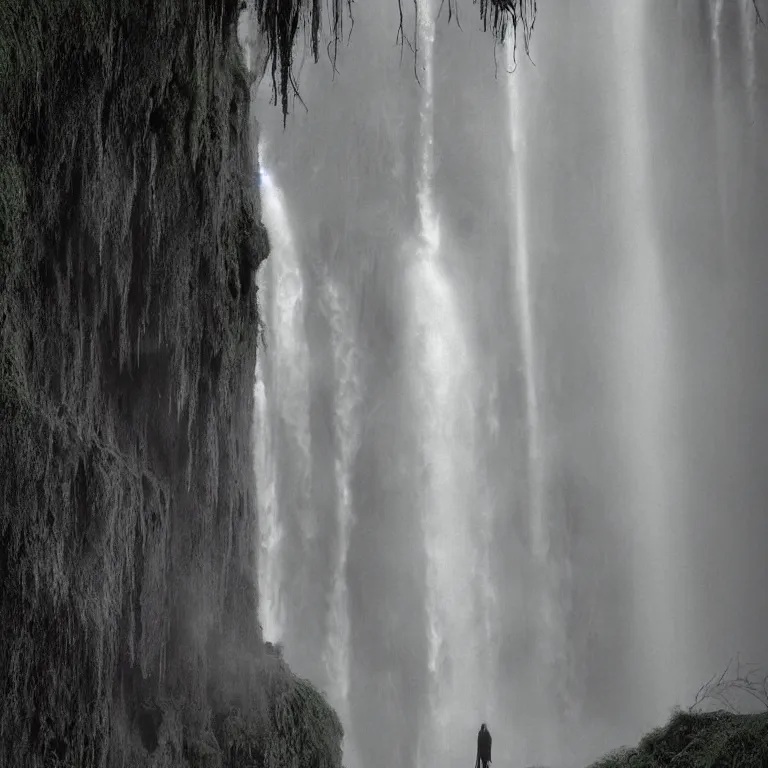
[0,1,341,765]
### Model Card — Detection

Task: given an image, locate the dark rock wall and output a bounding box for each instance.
[0,2,341,766]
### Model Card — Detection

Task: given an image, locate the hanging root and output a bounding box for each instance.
[253,0,536,121]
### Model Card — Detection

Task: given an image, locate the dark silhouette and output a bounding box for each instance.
[476,723,492,768]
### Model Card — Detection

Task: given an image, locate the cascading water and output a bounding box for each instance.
[254,356,283,641]
[251,2,768,766]
[321,276,361,759]
[506,42,544,575]
[255,151,312,643]
[739,0,757,129]
[710,0,732,257]
[612,0,688,724]
[506,37,573,756]
[506,38,547,718]
[410,1,492,765]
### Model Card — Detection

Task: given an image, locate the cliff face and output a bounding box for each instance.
[0,1,340,766]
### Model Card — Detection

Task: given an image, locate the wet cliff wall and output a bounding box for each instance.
[0,1,341,765]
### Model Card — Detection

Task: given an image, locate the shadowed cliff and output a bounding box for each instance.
[0,0,341,765]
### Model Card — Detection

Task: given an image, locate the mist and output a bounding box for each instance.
[250,1,768,766]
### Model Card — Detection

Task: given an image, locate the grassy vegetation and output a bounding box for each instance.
[590,709,768,768]
[0,0,341,765]
[589,664,768,767]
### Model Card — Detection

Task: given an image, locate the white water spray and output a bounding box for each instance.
[506,47,545,566]
[613,0,688,722]
[255,148,313,642]
[321,277,361,757]
[254,358,283,641]
[411,2,489,765]
[711,0,725,92]
[710,0,732,254]
[739,0,757,130]
[506,41,571,752]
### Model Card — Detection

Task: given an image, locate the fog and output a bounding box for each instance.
[248,1,768,766]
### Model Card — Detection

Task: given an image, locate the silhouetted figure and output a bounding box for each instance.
[476,723,492,768]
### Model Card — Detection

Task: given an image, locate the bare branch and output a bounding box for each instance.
[690,655,768,714]
[753,0,764,26]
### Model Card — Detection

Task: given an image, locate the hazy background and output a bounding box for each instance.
[248,1,768,766]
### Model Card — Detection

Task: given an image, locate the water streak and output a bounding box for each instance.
[414,0,442,699]
[613,0,686,721]
[710,0,731,255]
[255,148,312,642]
[322,278,361,747]
[254,360,283,641]
[739,0,757,130]
[506,46,544,562]
[412,1,489,764]
[506,41,567,747]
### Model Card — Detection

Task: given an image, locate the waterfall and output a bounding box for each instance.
[612,0,687,722]
[506,38,571,749]
[411,1,491,765]
[710,0,732,257]
[251,1,768,765]
[321,277,361,758]
[415,0,439,252]
[255,151,312,643]
[506,44,544,568]
[739,0,757,131]
[254,359,283,642]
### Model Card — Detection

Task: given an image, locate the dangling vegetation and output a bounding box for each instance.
[254,0,537,121]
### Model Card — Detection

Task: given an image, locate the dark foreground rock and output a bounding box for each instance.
[0,1,341,765]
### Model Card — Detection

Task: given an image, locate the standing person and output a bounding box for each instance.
[476,723,492,768]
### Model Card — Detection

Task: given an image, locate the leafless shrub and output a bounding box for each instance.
[690,656,768,714]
